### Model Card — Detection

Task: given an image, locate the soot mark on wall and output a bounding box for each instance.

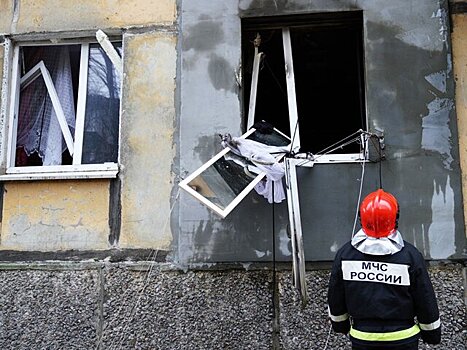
[183,21,224,52]
[208,54,235,92]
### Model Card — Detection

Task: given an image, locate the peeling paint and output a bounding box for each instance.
[424,71,447,93]
[431,7,448,48]
[278,228,291,256]
[330,241,339,253]
[421,97,454,169]
[428,176,455,259]
[1,181,110,251]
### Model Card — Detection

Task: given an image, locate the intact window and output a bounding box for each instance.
[242,11,366,162]
[5,40,122,179]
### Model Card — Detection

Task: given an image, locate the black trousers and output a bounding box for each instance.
[352,341,418,350]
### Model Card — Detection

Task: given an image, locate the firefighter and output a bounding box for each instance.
[327,189,441,350]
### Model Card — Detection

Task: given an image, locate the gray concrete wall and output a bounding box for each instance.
[0,262,464,349]
[177,0,465,264]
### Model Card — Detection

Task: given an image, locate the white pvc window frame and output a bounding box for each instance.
[1,39,122,180]
[284,157,309,304]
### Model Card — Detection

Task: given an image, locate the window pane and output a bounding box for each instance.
[82,43,122,164]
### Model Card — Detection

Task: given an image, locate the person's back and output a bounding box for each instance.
[327,189,441,350]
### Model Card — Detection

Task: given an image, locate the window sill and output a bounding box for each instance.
[0,163,118,181]
[288,153,367,167]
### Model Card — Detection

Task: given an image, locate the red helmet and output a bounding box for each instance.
[360,189,399,238]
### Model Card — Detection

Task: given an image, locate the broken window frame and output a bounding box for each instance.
[243,13,368,163]
[1,37,122,180]
[179,127,291,218]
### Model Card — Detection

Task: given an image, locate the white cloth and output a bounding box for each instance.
[253,162,286,203]
[351,229,405,255]
[223,136,288,203]
[234,138,288,165]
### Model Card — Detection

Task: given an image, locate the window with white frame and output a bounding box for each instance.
[4,39,122,179]
[242,11,367,163]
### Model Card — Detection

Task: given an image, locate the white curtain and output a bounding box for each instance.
[17,46,75,165]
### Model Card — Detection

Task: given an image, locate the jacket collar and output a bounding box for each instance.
[351,229,404,255]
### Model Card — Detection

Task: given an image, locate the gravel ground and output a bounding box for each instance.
[0,263,464,349]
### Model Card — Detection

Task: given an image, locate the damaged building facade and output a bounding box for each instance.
[0,0,465,349]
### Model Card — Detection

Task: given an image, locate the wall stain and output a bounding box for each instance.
[208,54,235,92]
[193,135,223,163]
[183,21,224,52]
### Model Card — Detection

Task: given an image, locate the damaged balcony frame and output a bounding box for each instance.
[1,33,122,180]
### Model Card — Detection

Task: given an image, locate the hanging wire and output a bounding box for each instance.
[288,121,300,156]
[312,130,363,158]
[378,137,383,189]
[108,188,180,350]
[368,134,384,188]
[264,60,287,97]
[322,323,333,350]
[294,134,363,167]
[351,134,368,238]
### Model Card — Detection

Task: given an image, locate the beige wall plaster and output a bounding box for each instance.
[0,45,3,98]
[452,14,467,237]
[1,180,111,250]
[0,45,2,234]
[0,0,176,35]
[119,31,176,249]
[0,1,13,34]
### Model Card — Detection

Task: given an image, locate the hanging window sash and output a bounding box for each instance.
[282,27,308,305]
[285,158,310,306]
[179,127,290,218]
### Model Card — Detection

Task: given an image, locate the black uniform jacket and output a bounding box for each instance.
[328,240,441,347]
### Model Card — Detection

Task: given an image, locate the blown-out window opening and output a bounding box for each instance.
[242,11,367,163]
